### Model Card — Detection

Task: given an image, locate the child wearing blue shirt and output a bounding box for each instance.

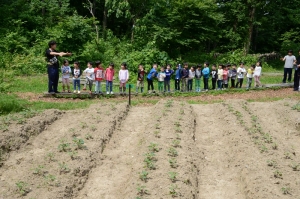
[164,64,174,92]
[147,64,158,93]
[202,62,210,91]
[175,64,182,91]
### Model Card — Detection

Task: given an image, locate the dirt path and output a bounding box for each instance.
[76,106,151,199]
[193,104,247,199]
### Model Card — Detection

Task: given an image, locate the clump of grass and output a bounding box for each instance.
[260,144,268,153]
[272,142,278,150]
[292,103,300,111]
[284,152,292,159]
[85,134,93,140]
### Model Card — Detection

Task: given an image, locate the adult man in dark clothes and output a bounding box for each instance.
[46,40,71,93]
[295,49,300,91]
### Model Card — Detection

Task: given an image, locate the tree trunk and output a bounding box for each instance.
[244,6,255,55]
[103,5,107,40]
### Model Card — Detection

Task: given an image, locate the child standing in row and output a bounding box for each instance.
[119,63,129,95]
[136,64,145,93]
[188,66,195,91]
[202,62,210,91]
[94,61,104,94]
[175,64,182,91]
[147,64,158,93]
[223,65,229,89]
[254,61,262,88]
[181,63,189,92]
[236,62,246,88]
[211,64,217,90]
[105,63,115,94]
[164,64,174,92]
[157,67,166,92]
[195,65,202,92]
[72,61,81,94]
[229,65,237,88]
[61,60,71,93]
[83,62,95,94]
[217,64,223,90]
[246,65,254,90]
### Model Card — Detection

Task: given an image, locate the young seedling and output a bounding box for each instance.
[281,186,291,195]
[136,184,149,196]
[85,134,94,140]
[263,133,273,143]
[32,165,45,176]
[183,179,191,185]
[176,134,181,140]
[179,109,184,115]
[174,121,181,128]
[155,123,160,129]
[168,172,177,182]
[44,174,57,186]
[144,158,156,170]
[90,125,97,132]
[80,122,88,129]
[73,137,85,150]
[68,151,78,160]
[169,184,178,197]
[15,181,29,196]
[148,143,159,152]
[272,142,278,150]
[139,170,149,182]
[45,152,55,162]
[290,162,300,171]
[172,140,181,148]
[165,100,173,108]
[260,144,268,153]
[58,140,71,152]
[59,162,70,174]
[175,127,182,133]
[284,152,292,159]
[168,147,178,157]
[144,152,156,161]
[274,170,283,179]
[154,131,161,138]
[267,160,277,168]
[169,158,177,168]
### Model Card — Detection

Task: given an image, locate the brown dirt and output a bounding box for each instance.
[0,99,299,199]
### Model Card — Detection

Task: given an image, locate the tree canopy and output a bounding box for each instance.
[0,0,299,73]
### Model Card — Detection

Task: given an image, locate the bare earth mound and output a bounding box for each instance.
[0,99,299,199]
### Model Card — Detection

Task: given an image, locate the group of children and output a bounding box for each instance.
[143,62,263,93]
[59,60,263,95]
[61,61,129,95]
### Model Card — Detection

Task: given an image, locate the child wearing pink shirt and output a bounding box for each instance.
[105,63,115,94]
[223,65,229,89]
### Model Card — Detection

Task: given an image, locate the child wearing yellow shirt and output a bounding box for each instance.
[246,65,255,90]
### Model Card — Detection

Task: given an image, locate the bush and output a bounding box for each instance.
[0,94,28,115]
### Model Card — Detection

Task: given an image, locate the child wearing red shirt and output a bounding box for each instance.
[94,61,104,94]
[105,63,115,94]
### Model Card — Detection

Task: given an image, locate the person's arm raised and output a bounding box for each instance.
[49,52,72,57]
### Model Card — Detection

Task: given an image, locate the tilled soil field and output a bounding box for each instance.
[0,99,299,199]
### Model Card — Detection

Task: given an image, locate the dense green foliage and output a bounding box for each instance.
[0,0,299,74]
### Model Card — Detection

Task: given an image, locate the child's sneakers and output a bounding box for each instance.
[106,92,110,95]
[78,91,81,94]
[110,92,114,95]
[73,90,77,93]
